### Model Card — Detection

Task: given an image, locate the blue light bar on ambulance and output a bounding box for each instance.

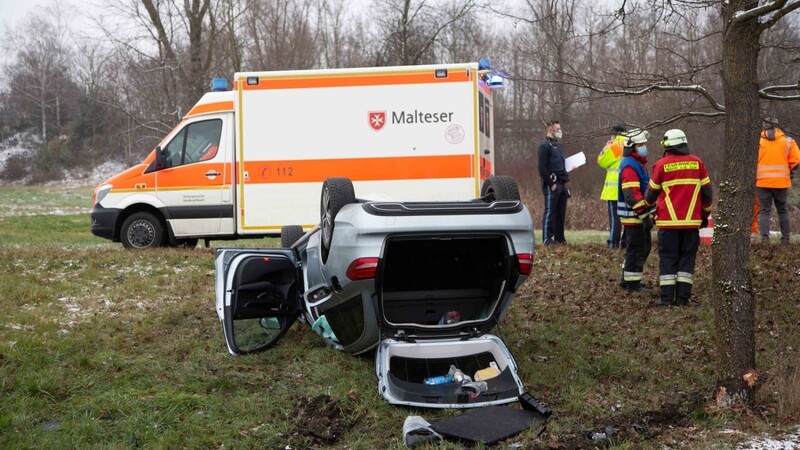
[211,78,228,91]
[489,74,504,87]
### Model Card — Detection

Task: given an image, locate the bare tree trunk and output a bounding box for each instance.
[56,96,61,136]
[711,5,760,407]
[40,90,47,142]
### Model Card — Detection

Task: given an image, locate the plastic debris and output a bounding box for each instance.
[438,311,460,325]
[475,361,501,381]
[403,416,442,448]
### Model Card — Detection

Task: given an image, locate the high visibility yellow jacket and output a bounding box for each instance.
[756,128,800,189]
[597,135,625,201]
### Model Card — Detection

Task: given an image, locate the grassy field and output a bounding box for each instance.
[1,186,798,449]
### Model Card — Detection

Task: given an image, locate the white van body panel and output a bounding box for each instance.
[92,63,498,245]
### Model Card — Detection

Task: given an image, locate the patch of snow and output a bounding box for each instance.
[0,144,33,172]
[735,426,800,450]
[45,160,128,188]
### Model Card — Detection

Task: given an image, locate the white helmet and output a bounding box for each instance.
[661,129,688,148]
[624,128,649,147]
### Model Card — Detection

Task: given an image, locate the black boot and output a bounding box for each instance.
[656,285,675,307]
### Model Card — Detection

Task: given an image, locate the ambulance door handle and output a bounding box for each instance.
[483,149,490,155]
[205,170,222,178]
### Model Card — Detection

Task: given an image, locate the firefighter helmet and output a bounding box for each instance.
[624,128,649,148]
[661,129,688,148]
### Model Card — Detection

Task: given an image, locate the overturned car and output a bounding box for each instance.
[215,176,535,408]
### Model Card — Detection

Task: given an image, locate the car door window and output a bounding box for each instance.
[162,119,222,168]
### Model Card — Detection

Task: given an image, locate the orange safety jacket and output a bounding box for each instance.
[756,128,800,189]
[645,153,712,229]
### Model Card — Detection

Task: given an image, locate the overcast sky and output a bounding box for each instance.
[0,0,47,29]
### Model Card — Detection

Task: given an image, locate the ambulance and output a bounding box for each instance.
[90,62,504,248]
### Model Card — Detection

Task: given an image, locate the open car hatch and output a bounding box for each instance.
[374,233,527,408]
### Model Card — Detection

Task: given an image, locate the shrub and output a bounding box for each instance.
[0,153,31,181]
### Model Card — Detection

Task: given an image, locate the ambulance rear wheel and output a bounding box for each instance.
[320,178,355,263]
[281,225,305,248]
[121,212,165,249]
[481,176,520,202]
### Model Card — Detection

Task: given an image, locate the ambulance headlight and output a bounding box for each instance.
[94,184,112,205]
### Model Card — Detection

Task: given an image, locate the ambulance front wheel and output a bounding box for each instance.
[121,212,165,249]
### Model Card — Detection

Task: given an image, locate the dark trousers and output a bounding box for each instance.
[542,182,568,244]
[622,224,651,286]
[606,201,622,248]
[657,228,700,304]
[756,187,789,240]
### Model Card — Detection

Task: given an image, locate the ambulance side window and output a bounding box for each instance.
[483,98,491,138]
[478,93,485,134]
[161,119,222,169]
[162,130,186,168]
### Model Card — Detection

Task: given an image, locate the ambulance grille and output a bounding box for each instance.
[389,352,496,384]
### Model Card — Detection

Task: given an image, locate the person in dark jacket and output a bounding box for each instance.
[617,128,653,292]
[538,120,569,245]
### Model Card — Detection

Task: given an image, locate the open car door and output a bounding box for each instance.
[215,248,301,355]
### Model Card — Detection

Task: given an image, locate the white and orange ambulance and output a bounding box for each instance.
[91,62,503,248]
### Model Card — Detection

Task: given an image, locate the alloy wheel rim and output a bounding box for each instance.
[321,187,332,247]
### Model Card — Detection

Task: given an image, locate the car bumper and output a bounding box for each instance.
[90,206,120,240]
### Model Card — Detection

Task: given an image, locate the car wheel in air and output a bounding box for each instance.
[320,177,355,263]
[480,175,520,201]
[281,225,305,248]
[120,212,164,249]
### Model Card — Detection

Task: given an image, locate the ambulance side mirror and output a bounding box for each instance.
[155,146,166,170]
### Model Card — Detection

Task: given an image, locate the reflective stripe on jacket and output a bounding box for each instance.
[646,153,712,228]
[756,128,800,189]
[617,155,649,226]
[597,135,625,201]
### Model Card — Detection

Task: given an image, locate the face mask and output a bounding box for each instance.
[765,128,776,140]
[554,130,563,140]
[637,146,648,157]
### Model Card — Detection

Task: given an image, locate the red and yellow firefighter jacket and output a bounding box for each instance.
[757,128,800,189]
[645,152,712,229]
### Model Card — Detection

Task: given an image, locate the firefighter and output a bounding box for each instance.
[597,124,627,248]
[617,128,653,292]
[756,117,800,244]
[644,129,713,306]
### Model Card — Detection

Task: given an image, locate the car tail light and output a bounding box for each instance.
[516,253,533,276]
[346,257,379,280]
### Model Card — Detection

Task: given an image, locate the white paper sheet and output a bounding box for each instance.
[564,151,586,172]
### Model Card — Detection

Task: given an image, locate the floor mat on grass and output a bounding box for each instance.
[430,405,546,445]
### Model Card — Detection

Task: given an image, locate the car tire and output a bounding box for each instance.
[481,175,520,201]
[121,212,164,249]
[320,177,355,263]
[281,225,305,248]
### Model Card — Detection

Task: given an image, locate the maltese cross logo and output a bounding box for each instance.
[368,111,386,131]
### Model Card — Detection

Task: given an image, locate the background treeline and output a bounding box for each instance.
[1,0,798,200]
